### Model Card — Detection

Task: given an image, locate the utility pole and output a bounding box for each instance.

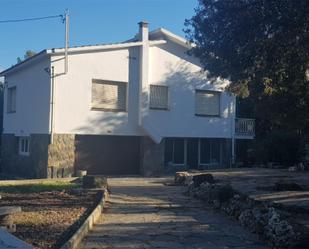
[64,9,69,74]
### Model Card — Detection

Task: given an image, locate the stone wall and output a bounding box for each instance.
[140,137,165,176]
[178,172,309,249]
[1,134,49,178]
[47,134,76,178]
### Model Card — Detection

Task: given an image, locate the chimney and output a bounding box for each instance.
[138,21,149,126]
[138,21,149,42]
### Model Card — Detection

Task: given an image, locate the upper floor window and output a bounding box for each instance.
[149,85,168,110]
[19,136,30,156]
[91,79,127,112]
[195,90,220,116]
[7,86,16,113]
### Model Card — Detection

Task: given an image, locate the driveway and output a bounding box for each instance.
[79,177,269,249]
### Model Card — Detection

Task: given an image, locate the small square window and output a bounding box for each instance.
[195,90,220,116]
[19,137,30,156]
[7,86,16,113]
[149,85,168,110]
[91,79,127,112]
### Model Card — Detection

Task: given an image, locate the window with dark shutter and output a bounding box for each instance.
[7,86,16,113]
[91,79,127,111]
[149,85,168,110]
[195,90,220,116]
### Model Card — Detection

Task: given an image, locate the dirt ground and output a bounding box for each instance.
[0,184,99,249]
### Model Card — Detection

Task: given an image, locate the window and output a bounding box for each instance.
[7,86,16,113]
[195,90,220,116]
[164,138,186,165]
[200,139,221,165]
[91,79,127,112]
[19,137,30,156]
[173,139,185,164]
[149,85,168,110]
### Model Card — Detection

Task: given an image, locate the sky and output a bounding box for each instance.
[0,0,198,71]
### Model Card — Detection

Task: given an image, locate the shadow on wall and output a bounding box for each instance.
[74,48,231,136]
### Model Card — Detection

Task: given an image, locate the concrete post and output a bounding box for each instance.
[138,21,149,126]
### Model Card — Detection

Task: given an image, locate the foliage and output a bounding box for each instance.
[0,181,78,193]
[185,0,309,130]
[17,50,36,63]
[185,0,309,164]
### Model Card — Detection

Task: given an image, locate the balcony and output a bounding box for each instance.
[235,118,255,138]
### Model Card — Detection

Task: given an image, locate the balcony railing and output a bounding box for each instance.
[235,118,255,137]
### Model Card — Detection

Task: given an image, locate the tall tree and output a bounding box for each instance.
[17,50,36,63]
[185,0,309,163]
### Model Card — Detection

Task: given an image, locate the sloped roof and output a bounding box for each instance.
[0,28,191,76]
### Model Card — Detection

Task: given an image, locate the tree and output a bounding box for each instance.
[185,0,309,164]
[17,50,36,63]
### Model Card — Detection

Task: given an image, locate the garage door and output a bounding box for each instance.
[74,135,140,175]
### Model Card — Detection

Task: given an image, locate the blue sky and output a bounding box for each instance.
[0,0,197,70]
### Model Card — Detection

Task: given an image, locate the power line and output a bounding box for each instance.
[0,14,63,24]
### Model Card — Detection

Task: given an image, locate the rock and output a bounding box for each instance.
[82,175,108,189]
[264,207,296,248]
[174,172,190,185]
[192,173,215,187]
[76,170,87,177]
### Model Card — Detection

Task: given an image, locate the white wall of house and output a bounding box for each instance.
[2,28,235,140]
[51,40,235,139]
[51,47,142,135]
[145,41,235,138]
[2,58,51,135]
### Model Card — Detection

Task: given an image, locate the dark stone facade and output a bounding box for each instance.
[1,133,75,179]
[1,134,232,179]
[1,134,49,178]
[47,134,76,178]
[140,137,165,176]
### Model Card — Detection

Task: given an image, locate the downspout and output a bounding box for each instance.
[50,66,55,144]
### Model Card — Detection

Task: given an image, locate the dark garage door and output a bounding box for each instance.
[75,135,140,175]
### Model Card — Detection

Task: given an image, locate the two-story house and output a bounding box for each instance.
[0,22,255,178]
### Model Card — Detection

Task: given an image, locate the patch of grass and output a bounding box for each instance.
[0,181,79,193]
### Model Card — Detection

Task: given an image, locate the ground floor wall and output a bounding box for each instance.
[1,134,50,178]
[47,134,76,178]
[1,134,233,178]
[74,135,140,175]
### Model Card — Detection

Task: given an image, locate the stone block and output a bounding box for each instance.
[82,175,108,189]
[192,173,215,187]
[174,171,190,185]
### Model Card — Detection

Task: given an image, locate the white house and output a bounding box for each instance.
[0,22,254,178]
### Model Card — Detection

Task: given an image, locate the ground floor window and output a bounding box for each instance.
[164,138,225,168]
[199,139,221,166]
[164,138,186,165]
[18,136,30,156]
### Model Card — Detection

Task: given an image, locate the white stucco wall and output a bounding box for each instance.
[51,41,235,138]
[3,58,51,135]
[51,47,142,135]
[146,41,235,138]
[2,37,235,139]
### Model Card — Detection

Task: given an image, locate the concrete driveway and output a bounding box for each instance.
[79,177,269,249]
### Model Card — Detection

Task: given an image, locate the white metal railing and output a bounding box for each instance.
[235,118,255,136]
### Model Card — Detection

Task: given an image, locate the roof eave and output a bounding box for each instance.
[0,50,49,76]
